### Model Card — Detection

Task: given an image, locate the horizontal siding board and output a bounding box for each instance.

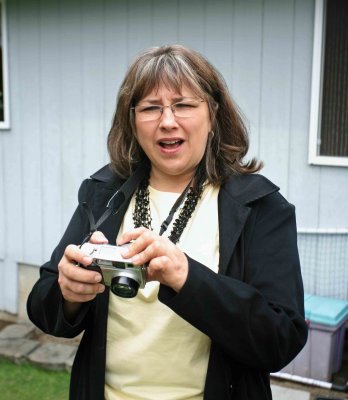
[39,0,63,261]
[2,0,24,277]
[152,0,179,45]
[319,168,348,227]
[258,0,295,193]
[103,0,128,160]
[230,0,263,161]
[204,0,234,93]
[2,131,23,264]
[60,0,84,228]
[18,0,43,264]
[3,260,18,313]
[178,0,205,53]
[0,260,3,309]
[128,0,154,57]
[81,1,106,177]
[287,0,320,228]
[0,141,4,261]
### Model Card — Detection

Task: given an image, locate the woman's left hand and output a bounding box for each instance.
[117,227,189,292]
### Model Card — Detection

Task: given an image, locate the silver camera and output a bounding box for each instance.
[80,243,147,298]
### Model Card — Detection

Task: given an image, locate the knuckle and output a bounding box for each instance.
[152,240,161,251]
[58,276,64,287]
[65,244,76,254]
[142,230,153,240]
[140,249,149,261]
[75,282,86,294]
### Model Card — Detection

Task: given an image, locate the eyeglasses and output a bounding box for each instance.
[131,98,205,122]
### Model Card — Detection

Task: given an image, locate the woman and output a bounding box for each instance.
[27,44,307,400]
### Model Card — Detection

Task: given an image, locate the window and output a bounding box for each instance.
[308,0,348,167]
[0,0,9,129]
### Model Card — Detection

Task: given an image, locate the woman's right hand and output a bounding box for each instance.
[58,231,108,304]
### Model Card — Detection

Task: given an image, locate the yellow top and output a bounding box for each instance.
[105,184,219,400]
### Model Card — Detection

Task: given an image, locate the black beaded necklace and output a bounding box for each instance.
[133,178,204,244]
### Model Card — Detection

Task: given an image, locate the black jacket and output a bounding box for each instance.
[27,165,308,400]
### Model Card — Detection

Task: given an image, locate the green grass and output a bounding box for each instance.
[0,359,70,399]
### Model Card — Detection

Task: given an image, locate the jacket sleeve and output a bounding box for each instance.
[158,191,308,372]
[27,179,95,338]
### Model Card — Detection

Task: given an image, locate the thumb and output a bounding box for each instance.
[89,231,108,244]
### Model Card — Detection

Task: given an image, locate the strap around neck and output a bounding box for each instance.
[158,179,193,236]
[80,162,148,246]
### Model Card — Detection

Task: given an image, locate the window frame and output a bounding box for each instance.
[0,0,9,130]
[308,0,348,167]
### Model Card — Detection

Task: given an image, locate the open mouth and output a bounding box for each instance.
[159,139,184,149]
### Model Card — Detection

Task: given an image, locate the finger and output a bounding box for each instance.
[130,238,162,265]
[61,284,104,303]
[117,227,148,246]
[58,256,102,284]
[147,255,189,292]
[89,231,108,244]
[145,256,168,281]
[64,280,105,296]
[59,273,105,294]
[58,270,105,295]
[65,244,93,266]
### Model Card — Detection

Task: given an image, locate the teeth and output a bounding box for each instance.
[161,140,180,144]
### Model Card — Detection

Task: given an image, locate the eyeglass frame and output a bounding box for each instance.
[130,98,206,121]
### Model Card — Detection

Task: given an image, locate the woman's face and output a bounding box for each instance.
[134,84,212,190]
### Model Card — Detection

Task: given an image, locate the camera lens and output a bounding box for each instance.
[110,276,140,298]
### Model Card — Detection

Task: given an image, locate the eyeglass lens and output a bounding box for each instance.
[134,99,203,121]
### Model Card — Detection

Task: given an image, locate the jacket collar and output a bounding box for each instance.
[220,174,279,205]
[90,164,125,189]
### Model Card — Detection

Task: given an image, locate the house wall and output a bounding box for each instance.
[1,0,347,314]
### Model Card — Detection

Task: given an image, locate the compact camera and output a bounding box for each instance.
[80,243,147,298]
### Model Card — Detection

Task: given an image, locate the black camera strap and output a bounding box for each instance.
[80,164,148,247]
[158,179,193,236]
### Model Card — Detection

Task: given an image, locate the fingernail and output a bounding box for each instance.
[121,249,129,257]
[98,285,105,293]
[94,274,102,282]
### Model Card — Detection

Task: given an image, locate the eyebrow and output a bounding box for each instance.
[139,96,187,104]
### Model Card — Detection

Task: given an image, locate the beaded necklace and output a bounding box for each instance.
[133,178,204,244]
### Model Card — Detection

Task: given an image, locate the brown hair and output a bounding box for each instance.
[107,44,262,183]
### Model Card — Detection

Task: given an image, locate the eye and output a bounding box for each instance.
[174,101,198,109]
[138,105,161,113]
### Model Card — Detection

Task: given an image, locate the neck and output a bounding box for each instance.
[149,171,194,193]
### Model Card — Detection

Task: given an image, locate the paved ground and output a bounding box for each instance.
[0,321,78,371]
[0,320,347,400]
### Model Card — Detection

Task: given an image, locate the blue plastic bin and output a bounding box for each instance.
[281,294,348,381]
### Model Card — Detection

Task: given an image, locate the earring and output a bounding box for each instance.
[210,130,215,138]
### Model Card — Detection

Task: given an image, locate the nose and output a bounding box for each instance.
[159,106,178,129]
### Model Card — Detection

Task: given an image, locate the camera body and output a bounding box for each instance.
[80,243,147,298]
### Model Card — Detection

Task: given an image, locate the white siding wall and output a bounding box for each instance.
[1,0,347,312]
